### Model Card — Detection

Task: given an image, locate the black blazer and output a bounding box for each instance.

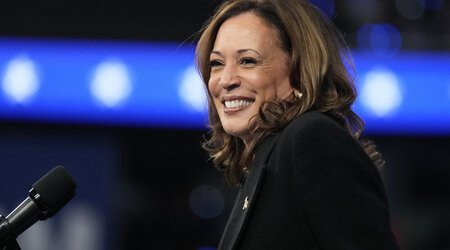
[218,111,399,249]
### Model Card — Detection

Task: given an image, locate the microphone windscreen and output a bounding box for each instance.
[32,166,77,217]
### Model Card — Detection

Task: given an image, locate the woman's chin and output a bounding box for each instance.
[223,126,251,141]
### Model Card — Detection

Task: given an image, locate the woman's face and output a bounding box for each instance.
[208,13,292,145]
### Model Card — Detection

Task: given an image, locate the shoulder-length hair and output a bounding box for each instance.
[195,0,383,185]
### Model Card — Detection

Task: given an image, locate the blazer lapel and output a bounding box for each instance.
[218,135,279,250]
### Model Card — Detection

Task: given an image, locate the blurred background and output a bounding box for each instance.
[0,0,449,249]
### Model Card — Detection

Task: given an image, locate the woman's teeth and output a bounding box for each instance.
[225,100,254,108]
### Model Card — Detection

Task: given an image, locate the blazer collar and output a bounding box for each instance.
[218,135,279,250]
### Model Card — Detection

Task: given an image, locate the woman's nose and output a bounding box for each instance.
[218,64,240,91]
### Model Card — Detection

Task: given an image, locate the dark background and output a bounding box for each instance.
[0,0,449,249]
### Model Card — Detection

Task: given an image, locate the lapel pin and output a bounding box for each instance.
[243,196,249,210]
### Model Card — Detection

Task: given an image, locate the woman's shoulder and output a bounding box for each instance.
[273,111,382,186]
[274,110,379,177]
[275,111,373,164]
[280,111,349,142]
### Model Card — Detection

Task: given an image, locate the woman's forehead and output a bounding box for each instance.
[212,13,281,54]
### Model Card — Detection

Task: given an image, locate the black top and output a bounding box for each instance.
[218,111,399,249]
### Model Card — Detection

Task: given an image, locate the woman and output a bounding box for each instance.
[195,0,400,249]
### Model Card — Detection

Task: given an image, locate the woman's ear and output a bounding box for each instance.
[293,89,303,100]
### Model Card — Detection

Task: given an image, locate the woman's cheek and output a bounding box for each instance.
[208,77,220,97]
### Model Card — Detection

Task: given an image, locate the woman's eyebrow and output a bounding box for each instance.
[210,49,262,57]
[237,48,262,57]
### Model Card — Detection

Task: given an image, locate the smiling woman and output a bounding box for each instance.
[195,0,400,249]
[208,13,291,144]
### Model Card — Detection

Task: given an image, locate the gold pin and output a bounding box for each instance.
[243,196,249,210]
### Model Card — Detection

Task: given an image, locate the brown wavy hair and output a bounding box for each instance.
[195,0,384,185]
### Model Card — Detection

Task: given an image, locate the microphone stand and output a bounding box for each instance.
[0,215,21,250]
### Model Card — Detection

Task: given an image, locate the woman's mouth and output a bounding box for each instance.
[224,99,254,109]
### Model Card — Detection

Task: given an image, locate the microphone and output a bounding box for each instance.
[0,166,77,248]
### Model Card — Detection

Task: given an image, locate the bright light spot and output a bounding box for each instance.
[395,0,425,19]
[179,65,207,112]
[2,55,39,104]
[189,185,224,219]
[90,59,132,108]
[360,69,403,117]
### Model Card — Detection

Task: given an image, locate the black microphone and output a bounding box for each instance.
[0,166,77,248]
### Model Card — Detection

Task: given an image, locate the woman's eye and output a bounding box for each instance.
[210,60,223,67]
[240,58,257,65]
